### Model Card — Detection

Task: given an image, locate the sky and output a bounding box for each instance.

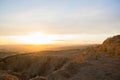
[0,0,120,45]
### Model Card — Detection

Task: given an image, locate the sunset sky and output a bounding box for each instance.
[0,0,120,45]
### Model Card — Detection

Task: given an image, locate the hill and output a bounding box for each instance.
[0,35,120,80]
[102,35,120,56]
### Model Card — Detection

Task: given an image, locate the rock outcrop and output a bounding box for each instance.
[102,35,120,55]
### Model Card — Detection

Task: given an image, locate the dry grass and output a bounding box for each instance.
[0,35,120,80]
[0,70,19,80]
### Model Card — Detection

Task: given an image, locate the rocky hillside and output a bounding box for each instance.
[102,35,120,56]
[0,35,120,80]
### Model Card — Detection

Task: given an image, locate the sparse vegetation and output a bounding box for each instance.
[0,35,120,80]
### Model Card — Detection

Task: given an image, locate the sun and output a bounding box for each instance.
[18,32,55,45]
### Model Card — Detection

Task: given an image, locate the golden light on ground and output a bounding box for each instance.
[17,32,56,45]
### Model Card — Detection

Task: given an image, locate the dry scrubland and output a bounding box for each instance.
[0,35,120,80]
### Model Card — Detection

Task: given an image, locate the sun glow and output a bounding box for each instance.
[18,32,56,45]
[0,33,106,45]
